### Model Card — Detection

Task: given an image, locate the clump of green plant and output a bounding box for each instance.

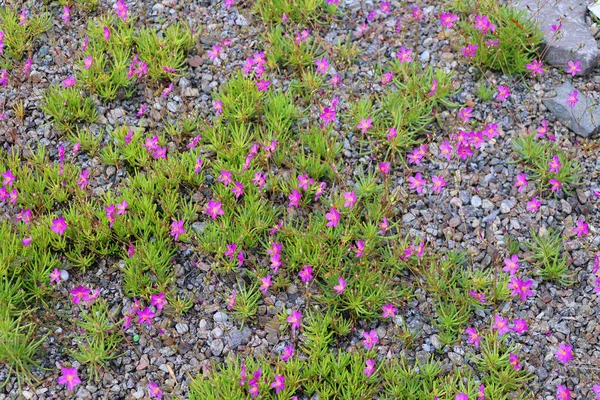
[52,0,100,12]
[264,26,323,73]
[476,79,495,101]
[41,85,98,133]
[253,0,338,25]
[0,6,52,59]
[72,299,123,381]
[453,0,543,74]
[512,133,581,195]
[526,228,574,285]
[228,280,261,325]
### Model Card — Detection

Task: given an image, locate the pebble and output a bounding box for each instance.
[210,339,224,356]
[471,195,482,208]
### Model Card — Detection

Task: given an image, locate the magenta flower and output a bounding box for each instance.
[549,178,562,193]
[325,207,340,228]
[461,44,478,58]
[502,254,520,276]
[592,384,600,399]
[362,329,379,350]
[298,174,314,191]
[468,290,486,303]
[24,58,33,76]
[260,274,272,295]
[287,310,302,330]
[555,342,574,364]
[395,46,413,63]
[329,276,346,296]
[315,57,329,74]
[299,265,313,283]
[526,59,544,76]
[280,344,294,362]
[381,72,393,86]
[512,318,528,334]
[0,69,7,87]
[381,303,397,318]
[137,103,147,117]
[509,352,522,371]
[363,359,375,377]
[148,382,162,399]
[509,277,533,301]
[137,307,155,325]
[57,367,81,391]
[62,76,76,88]
[103,26,111,41]
[271,375,285,394]
[288,189,301,208]
[439,140,453,161]
[431,175,446,193]
[343,190,357,208]
[205,199,224,220]
[2,169,15,186]
[408,172,426,194]
[115,0,128,22]
[547,156,561,175]
[50,268,61,284]
[456,393,468,400]
[70,286,90,305]
[116,200,128,215]
[574,220,589,236]
[439,13,458,28]
[565,60,582,76]
[208,45,222,60]
[170,220,185,241]
[466,327,481,347]
[557,385,571,400]
[356,118,373,134]
[256,79,270,92]
[51,217,68,235]
[151,293,167,311]
[495,85,511,102]
[493,314,511,336]
[61,6,70,24]
[514,173,528,193]
[354,239,364,258]
[83,55,93,70]
[566,90,579,109]
[231,181,244,199]
[378,162,390,174]
[330,74,341,86]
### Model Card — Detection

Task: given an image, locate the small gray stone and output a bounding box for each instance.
[471,195,482,208]
[210,339,224,356]
[419,50,430,63]
[214,312,228,323]
[500,199,515,214]
[176,323,189,334]
[542,82,600,138]
[192,222,205,234]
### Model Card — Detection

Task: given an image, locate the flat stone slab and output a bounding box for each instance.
[542,81,600,137]
[516,0,599,75]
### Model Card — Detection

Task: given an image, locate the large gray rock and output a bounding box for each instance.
[542,81,600,137]
[516,0,598,75]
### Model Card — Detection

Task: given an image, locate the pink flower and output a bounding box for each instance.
[256,79,270,92]
[509,277,533,301]
[333,277,347,294]
[208,45,222,60]
[439,13,458,28]
[503,254,520,276]
[557,385,571,400]
[565,60,582,76]
[468,290,486,303]
[548,155,562,173]
[137,103,147,117]
[354,239,364,258]
[0,69,7,87]
[493,314,511,336]
[271,375,285,394]
[260,275,272,295]
[62,76,76,88]
[395,47,413,63]
[378,162,390,174]
[514,173,528,193]
[151,293,167,310]
[288,189,301,208]
[382,303,397,318]
[23,58,32,76]
[170,220,185,241]
[50,268,61,284]
[509,352,522,370]
[456,393,468,400]
[407,145,427,165]
[495,85,511,102]
[315,57,329,74]
[2,169,15,186]
[51,217,68,235]
[362,329,378,350]
[83,55,93,70]
[103,26,111,41]
[115,0,128,22]
[325,207,340,228]
[408,172,426,194]
[57,367,81,391]
[61,6,70,24]
[592,384,600,399]
[299,265,313,282]
[330,74,341,86]
[205,199,224,220]
[536,120,549,139]
[574,220,589,236]
[381,72,393,85]
[526,59,544,77]
[231,181,244,199]
[512,318,528,334]
[549,178,562,193]
[287,310,302,330]
[356,118,373,134]
[363,359,375,377]
[566,90,579,109]
[431,175,446,193]
[70,286,90,305]
[555,342,574,364]
[439,140,453,161]
[466,327,481,347]
[474,15,495,33]
[148,382,162,399]
[137,307,155,325]
[280,344,294,362]
[461,44,478,58]
[458,107,473,122]
[343,190,357,208]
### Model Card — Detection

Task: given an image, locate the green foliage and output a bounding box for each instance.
[454,1,543,74]
[0,6,52,59]
[41,85,98,133]
[476,79,495,101]
[253,0,338,25]
[229,280,261,324]
[512,134,581,195]
[264,25,323,73]
[527,228,574,286]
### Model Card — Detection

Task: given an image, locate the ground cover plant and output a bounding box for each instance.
[1,0,600,399]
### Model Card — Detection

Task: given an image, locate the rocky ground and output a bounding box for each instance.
[2,0,600,399]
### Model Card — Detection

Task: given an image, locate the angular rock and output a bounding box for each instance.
[516,0,598,75]
[542,81,600,137]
